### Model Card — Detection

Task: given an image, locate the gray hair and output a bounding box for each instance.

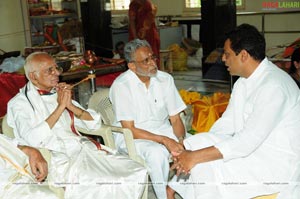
[124,39,151,62]
[24,51,51,79]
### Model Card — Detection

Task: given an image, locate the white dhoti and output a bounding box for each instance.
[169,133,222,199]
[169,133,299,199]
[1,176,59,199]
[115,124,181,199]
[49,137,147,199]
[0,135,58,199]
[117,139,170,199]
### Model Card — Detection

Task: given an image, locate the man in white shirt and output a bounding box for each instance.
[109,39,187,199]
[0,134,58,199]
[7,52,147,199]
[167,24,300,199]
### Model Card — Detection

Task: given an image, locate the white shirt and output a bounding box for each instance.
[174,58,300,199]
[7,81,101,152]
[110,70,186,138]
[7,82,147,199]
[213,58,300,162]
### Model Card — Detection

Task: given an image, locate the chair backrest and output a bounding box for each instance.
[88,88,115,125]
[2,114,14,138]
[88,88,190,132]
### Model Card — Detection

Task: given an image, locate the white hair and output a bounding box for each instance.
[24,52,50,79]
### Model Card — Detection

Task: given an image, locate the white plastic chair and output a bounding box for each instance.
[88,87,194,198]
[1,115,14,138]
[88,88,146,164]
[88,88,148,199]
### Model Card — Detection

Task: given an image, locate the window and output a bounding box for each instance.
[110,0,244,12]
[185,0,201,8]
[185,0,244,9]
[111,0,130,10]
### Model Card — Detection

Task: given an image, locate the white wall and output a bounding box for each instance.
[1,0,299,53]
[238,0,300,50]
[153,0,300,49]
[154,0,300,14]
[153,0,183,16]
[0,0,26,53]
[242,0,300,12]
[237,12,300,49]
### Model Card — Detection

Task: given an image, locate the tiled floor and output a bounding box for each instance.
[172,68,231,94]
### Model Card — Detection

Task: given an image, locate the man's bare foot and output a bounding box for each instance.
[166,186,176,199]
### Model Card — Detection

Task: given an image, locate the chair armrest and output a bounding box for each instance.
[2,115,14,138]
[109,126,145,165]
[77,126,116,150]
[77,125,145,165]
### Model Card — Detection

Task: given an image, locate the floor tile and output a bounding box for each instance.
[172,69,231,94]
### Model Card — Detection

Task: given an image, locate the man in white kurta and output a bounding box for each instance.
[7,52,147,199]
[168,24,300,199]
[109,39,187,199]
[0,134,58,199]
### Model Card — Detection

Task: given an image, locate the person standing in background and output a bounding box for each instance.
[128,0,160,65]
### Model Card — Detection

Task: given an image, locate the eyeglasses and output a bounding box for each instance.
[34,65,63,76]
[133,55,158,65]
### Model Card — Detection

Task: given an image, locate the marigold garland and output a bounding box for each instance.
[179,90,231,133]
[179,89,201,105]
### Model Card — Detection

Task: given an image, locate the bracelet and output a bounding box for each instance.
[76,109,85,119]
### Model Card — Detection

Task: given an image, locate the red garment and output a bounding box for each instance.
[128,0,160,58]
[283,37,300,58]
[95,72,122,87]
[0,73,27,117]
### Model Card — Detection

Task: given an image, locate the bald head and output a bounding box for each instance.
[24,52,55,79]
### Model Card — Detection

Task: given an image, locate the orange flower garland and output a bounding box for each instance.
[179,90,230,133]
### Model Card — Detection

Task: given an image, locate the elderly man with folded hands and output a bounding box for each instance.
[7,52,147,199]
